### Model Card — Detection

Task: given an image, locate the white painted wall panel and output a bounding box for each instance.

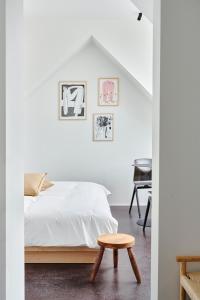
[152,0,200,299]
[0,0,24,299]
[0,1,6,297]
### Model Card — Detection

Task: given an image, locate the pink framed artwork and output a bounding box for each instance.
[98,78,119,106]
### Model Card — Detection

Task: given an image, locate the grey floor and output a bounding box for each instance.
[25,206,151,300]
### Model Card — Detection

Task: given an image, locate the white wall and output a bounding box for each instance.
[24,42,152,206]
[24,16,153,94]
[0,1,6,297]
[0,0,24,299]
[152,0,200,299]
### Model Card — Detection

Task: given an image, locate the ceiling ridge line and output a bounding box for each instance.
[25,35,152,100]
[91,36,152,100]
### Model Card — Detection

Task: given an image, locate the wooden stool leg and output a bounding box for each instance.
[127,248,141,284]
[113,249,118,268]
[90,246,105,282]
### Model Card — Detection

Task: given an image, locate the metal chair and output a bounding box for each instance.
[129,158,152,216]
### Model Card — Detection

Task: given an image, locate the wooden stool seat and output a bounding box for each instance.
[90,233,141,284]
[98,233,135,249]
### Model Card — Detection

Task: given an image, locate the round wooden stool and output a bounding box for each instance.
[90,233,141,283]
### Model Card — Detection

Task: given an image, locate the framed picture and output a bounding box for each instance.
[59,81,87,120]
[93,113,114,141]
[98,78,119,106]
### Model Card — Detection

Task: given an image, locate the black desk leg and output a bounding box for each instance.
[143,197,151,232]
[129,186,136,214]
[135,188,141,218]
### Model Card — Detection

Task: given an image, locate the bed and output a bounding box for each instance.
[24,181,118,263]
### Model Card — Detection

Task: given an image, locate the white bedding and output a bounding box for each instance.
[24,181,118,248]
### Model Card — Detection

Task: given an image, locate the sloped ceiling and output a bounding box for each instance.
[92,37,151,99]
[24,0,152,97]
[24,0,153,22]
[25,36,151,100]
[24,0,139,18]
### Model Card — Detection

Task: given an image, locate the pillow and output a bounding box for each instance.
[24,173,47,196]
[41,179,54,191]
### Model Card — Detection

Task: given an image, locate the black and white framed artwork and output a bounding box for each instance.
[93,113,114,141]
[59,81,87,120]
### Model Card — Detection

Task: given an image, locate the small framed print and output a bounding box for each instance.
[59,81,87,120]
[93,113,114,141]
[98,78,119,106]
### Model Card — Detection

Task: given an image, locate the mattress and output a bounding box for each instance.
[24,181,118,248]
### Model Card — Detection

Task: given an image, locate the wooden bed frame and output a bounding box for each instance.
[25,246,99,264]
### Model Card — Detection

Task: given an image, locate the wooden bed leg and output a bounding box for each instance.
[90,246,105,282]
[113,249,118,268]
[180,262,186,300]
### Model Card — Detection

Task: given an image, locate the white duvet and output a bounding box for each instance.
[24,181,118,248]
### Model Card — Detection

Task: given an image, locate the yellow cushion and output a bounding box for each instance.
[24,173,47,196]
[41,179,54,191]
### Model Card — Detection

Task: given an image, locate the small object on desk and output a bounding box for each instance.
[90,233,141,283]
